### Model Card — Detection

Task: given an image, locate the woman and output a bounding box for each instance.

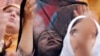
[34,29,62,56]
[17,0,37,56]
[60,15,100,56]
[0,4,20,56]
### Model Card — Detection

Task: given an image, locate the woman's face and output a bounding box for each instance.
[70,18,97,55]
[3,6,20,34]
[38,30,62,54]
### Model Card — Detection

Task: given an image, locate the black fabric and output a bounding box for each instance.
[40,0,87,6]
[40,0,60,5]
[0,47,6,56]
[40,0,76,3]
[53,4,86,38]
[17,0,26,51]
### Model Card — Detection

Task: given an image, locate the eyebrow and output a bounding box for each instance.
[70,28,78,34]
[72,19,83,28]
[71,28,77,31]
[41,32,49,36]
[45,31,59,38]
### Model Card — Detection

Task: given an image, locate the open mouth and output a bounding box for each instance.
[47,40,57,46]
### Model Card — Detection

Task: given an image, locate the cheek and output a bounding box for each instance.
[3,13,9,20]
[39,40,47,46]
[17,17,20,22]
[71,32,85,43]
[15,18,20,29]
[16,17,20,24]
[38,41,46,49]
[70,36,78,49]
[39,40,47,44]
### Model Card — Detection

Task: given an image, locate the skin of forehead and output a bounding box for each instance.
[40,30,58,37]
[72,17,97,35]
[80,18,96,28]
[38,30,60,40]
[73,17,96,27]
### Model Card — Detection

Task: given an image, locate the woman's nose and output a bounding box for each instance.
[10,12,16,17]
[48,35,54,40]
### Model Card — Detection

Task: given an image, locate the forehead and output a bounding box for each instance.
[72,18,97,33]
[40,30,57,36]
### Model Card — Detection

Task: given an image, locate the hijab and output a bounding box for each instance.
[60,15,100,56]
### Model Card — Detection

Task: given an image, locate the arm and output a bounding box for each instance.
[19,19,34,55]
[18,0,37,55]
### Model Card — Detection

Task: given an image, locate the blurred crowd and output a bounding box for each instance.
[0,0,100,56]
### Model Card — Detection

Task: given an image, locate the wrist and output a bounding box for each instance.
[23,19,34,26]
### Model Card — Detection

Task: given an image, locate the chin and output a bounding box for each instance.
[46,45,60,50]
[7,22,18,29]
[7,24,15,29]
[7,22,15,27]
[6,25,19,34]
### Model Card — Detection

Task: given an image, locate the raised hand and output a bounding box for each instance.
[73,5,97,20]
[73,5,89,16]
[24,0,37,23]
[18,0,37,55]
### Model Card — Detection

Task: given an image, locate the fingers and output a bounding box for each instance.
[73,10,79,17]
[76,5,85,15]
[82,5,89,14]
[74,5,89,16]
[5,37,12,48]
[74,5,83,16]
[83,5,89,13]
[23,0,37,24]
[73,5,97,20]
[24,0,36,12]
[24,0,36,14]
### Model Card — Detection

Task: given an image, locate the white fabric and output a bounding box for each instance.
[60,15,100,56]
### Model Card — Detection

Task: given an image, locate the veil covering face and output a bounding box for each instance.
[60,15,100,56]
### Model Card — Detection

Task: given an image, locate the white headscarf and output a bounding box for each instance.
[60,15,100,56]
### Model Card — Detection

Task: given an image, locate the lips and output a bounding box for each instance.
[8,18,15,23]
[47,40,57,46]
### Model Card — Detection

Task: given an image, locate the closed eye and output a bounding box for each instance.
[5,9,12,13]
[39,35,48,41]
[70,28,78,36]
